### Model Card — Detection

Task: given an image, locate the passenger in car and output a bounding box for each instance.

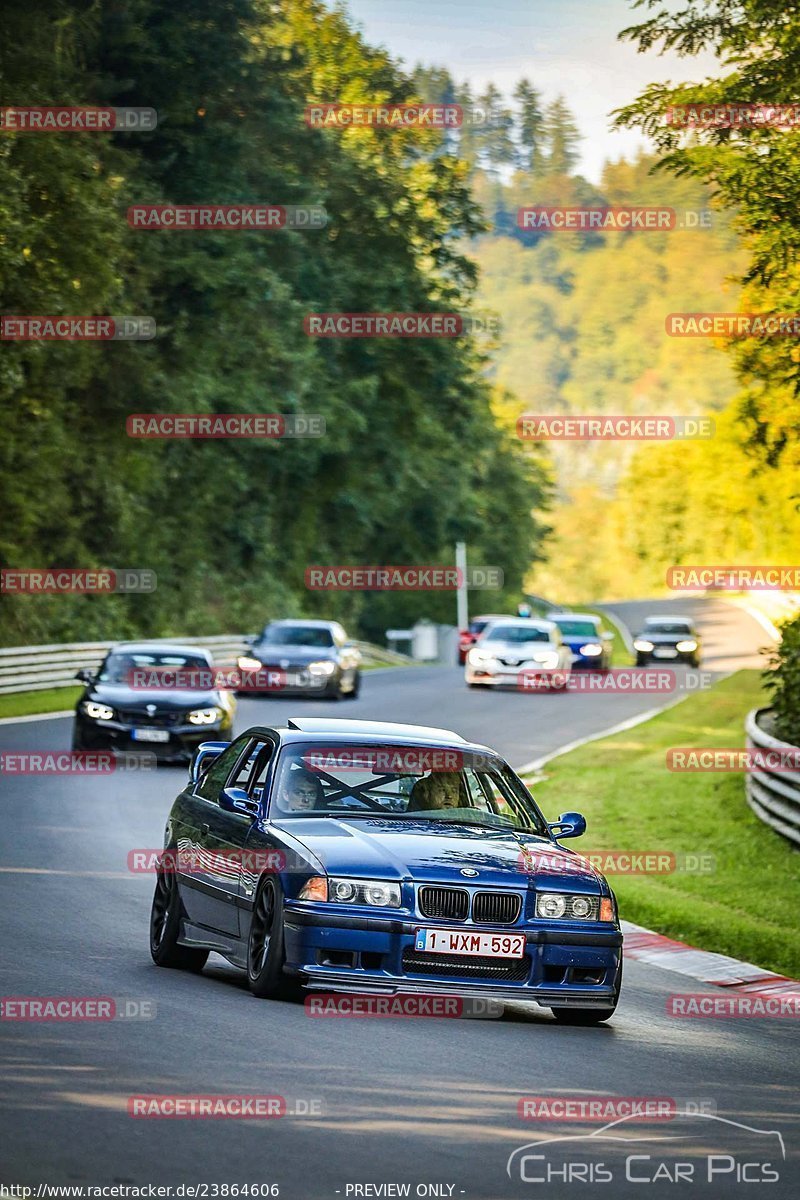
[408,772,464,811]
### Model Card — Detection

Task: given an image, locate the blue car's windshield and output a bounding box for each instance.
[268,743,548,834]
[553,620,598,638]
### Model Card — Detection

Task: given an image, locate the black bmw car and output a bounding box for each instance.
[633,615,702,667]
[237,619,361,699]
[72,642,236,763]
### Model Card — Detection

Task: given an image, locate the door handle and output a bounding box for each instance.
[200,823,210,836]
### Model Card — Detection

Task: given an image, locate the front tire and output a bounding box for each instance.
[150,863,208,972]
[247,877,292,999]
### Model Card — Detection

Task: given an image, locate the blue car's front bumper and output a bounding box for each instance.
[283,904,622,1007]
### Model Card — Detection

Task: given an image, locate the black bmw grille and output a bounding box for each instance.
[117,708,182,727]
[419,886,469,921]
[472,891,522,925]
[402,949,530,982]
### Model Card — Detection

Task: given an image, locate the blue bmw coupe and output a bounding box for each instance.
[150,718,622,1024]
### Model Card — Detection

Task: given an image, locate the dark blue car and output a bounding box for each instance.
[150,718,622,1024]
[549,613,614,671]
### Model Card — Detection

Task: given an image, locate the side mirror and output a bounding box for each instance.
[189,740,230,785]
[548,811,586,839]
[75,668,95,684]
[219,786,259,818]
[601,632,613,641]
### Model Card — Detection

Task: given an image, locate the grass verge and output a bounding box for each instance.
[0,687,81,721]
[525,670,800,978]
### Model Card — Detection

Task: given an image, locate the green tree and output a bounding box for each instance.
[513,78,545,172]
[615,0,800,471]
[541,96,582,176]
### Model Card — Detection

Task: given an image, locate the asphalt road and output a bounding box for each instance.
[1,599,796,1199]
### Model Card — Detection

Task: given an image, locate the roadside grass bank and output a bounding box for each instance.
[0,687,82,720]
[525,670,800,977]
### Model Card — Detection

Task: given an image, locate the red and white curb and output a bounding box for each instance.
[622,920,799,996]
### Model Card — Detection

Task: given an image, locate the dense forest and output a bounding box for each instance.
[0,0,548,646]
[2,0,798,648]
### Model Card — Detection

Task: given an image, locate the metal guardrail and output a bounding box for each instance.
[0,635,412,694]
[745,707,800,848]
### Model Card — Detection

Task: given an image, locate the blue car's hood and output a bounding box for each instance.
[275,816,602,888]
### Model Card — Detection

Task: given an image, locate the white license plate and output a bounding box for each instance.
[131,728,170,743]
[414,928,526,958]
[653,647,678,659]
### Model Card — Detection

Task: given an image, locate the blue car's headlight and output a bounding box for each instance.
[536,893,611,920]
[579,643,603,655]
[299,876,402,908]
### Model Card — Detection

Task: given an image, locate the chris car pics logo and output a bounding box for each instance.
[506,1112,785,1186]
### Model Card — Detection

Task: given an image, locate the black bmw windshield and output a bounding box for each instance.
[99,652,209,683]
[260,626,335,647]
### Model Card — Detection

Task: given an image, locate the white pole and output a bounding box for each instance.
[455,541,468,632]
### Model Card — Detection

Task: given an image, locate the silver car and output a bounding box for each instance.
[464,618,572,689]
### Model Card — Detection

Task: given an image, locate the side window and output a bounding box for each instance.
[469,770,514,819]
[231,739,275,796]
[197,737,252,802]
[249,742,276,802]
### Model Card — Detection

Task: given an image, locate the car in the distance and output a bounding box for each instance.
[149,717,622,1024]
[548,613,613,671]
[457,614,514,664]
[465,618,572,688]
[633,615,702,667]
[237,619,361,699]
[72,642,235,763]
